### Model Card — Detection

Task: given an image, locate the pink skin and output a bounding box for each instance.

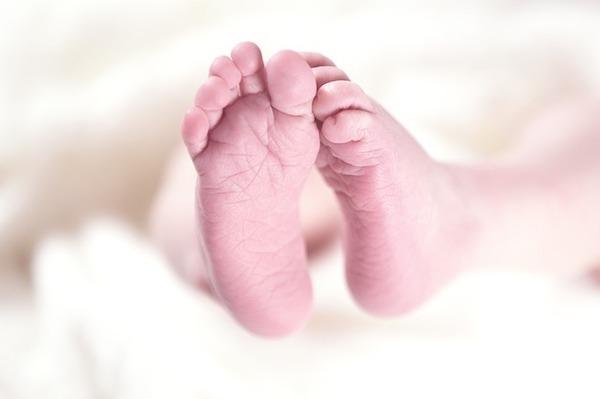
[461,98,600,276]
[175,42,600,336]
[149,146,338,295]
[181,43,320,336]
[309,59,476,314]
[312,60,600,314]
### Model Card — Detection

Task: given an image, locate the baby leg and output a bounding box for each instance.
[310,55,600,314]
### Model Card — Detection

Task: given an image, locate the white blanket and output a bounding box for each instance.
[1,1,600,397]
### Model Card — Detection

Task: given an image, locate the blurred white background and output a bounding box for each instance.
[1,0,600,398]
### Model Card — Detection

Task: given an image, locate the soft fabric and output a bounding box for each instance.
[1,0,600,397]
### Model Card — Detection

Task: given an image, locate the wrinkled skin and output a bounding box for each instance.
[182,43,319,336]
[173,42,600,337]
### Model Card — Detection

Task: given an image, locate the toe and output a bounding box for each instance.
[321,109,374,145]
[231,41,266,95]
[231,42,263,76]
[194,75,233,128]
[266,50,316,116]
[209,56,242,89]
[195,76,231,110]
[313,81,374,121]
[181,107,209,158]
[313,66,349,89]
[300,52,336,67]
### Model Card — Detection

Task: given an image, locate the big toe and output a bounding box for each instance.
[266,50,316,116]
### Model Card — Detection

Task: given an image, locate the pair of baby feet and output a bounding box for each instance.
[182,42,473,336]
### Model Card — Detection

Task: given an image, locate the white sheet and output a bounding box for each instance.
[1,1,600,397]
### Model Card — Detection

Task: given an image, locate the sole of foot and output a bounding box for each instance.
[181,42,320,336]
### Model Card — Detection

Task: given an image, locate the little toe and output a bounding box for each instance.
[266,50,316,116]
[181,107,209,159]
[231,41,266,95]
[313,81,374,121]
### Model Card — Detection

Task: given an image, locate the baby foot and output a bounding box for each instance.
[181,43,319,336]
[309,57,478,315]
